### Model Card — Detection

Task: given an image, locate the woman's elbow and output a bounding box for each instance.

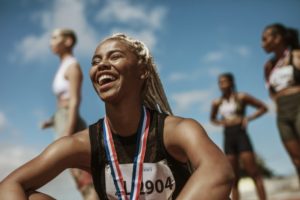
[0,179,25,198]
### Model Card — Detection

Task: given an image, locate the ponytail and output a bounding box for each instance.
[267,23,300,50]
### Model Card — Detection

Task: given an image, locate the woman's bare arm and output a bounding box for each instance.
[292,50,300,70]
[210,99,225,126]
[64,62,84,136]
[0,130,90,200]
[240,93,268,122]
[164,116,234,199]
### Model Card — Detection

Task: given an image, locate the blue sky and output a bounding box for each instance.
[1,0,300,198]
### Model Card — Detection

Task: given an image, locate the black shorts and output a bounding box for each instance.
[224,124,253,155]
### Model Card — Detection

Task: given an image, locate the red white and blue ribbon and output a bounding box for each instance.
[103,106,150,200]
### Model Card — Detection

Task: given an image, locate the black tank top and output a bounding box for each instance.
[89,109,191,200]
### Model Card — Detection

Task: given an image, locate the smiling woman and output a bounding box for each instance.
[0,33,234,200]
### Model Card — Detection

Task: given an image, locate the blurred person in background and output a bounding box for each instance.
[40,28,98,200]
[262,23,300,185]
[210,72,267,200]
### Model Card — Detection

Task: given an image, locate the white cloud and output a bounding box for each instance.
[202,45,251,64]
[203,51,224,63]
[207,67,223,77]
[15,33,50,63]
[96,0,167,50]
[0,144,81,199]
[0,145,38,180]
[0,112,7,132]
[96,0,167,30]
[13,0,167,63]
[235,45,251,57]
[171,89,215,114]
[168,73,190,82]
[14,0,99,63]
[167,67,223,83]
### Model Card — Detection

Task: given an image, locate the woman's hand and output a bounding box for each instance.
[241,117,248,128]
[41,119,54,129]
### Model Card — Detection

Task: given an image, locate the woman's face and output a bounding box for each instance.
[261,28,278,53]
[50,30,66,55]
[90,39,144,103]
[218,76,232,93]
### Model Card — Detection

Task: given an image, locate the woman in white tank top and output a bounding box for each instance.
[40,28,98,200]
[210,73,267,200]
[262,23,300,184]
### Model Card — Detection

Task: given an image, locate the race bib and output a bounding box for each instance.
[105,160,175,200]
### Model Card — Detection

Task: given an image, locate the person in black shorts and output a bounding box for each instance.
[0,33,234,200]
[262,23,300,184]
[210,73,267,200]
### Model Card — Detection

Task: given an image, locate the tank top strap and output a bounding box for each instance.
[89,118,109,200]
[156,112,169,160]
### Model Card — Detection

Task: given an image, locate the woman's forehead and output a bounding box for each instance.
[52,29,62,36]
[100,39,125,49]
[95,39,134,54]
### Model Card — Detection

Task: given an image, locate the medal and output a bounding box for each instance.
[103,106,150,200]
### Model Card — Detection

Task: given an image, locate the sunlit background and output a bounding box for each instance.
[1,0,300,199]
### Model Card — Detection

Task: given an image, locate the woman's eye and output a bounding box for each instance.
[111,53,122,60]
[91,59,101,65]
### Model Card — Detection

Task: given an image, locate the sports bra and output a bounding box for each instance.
[268,49,300,92]
[219,95,244,120]
[89,109,192,200]
[52,56,77,99]
[269,65,294,92]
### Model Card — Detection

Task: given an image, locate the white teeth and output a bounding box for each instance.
[98,74,116,84]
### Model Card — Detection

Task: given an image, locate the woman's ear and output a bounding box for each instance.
[274,34,283,45]
[64,37,73,48]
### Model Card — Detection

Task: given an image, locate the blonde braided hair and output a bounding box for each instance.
[102,33,173,115]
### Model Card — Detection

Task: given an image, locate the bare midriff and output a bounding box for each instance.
[57,96,70,108]
[224,116,244,127]
[274,85,300,100]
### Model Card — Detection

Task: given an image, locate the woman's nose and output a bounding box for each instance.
[96,60,111,70]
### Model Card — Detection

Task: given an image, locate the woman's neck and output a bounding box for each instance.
[105,101,143,137]
[223,90,234,100]
[274,45,287,60]
[59,52,73,61]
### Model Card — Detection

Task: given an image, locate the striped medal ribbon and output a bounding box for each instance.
[103,106,150,200]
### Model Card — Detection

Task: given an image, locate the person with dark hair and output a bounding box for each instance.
[0,33,234,200]
[262,23,300,184]
[40,28,98,200]
[210,73,267,200]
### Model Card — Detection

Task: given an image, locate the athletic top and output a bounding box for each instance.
[219,95,244,120]
[52,56,77,99]
[89,109,192,200]
[267,49,300,92]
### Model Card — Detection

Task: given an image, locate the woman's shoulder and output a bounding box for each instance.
[212,97,222,106]
[72,128,90,145]
[164,115,204,136]
[55,129,90,153]
[236,92,248,99]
